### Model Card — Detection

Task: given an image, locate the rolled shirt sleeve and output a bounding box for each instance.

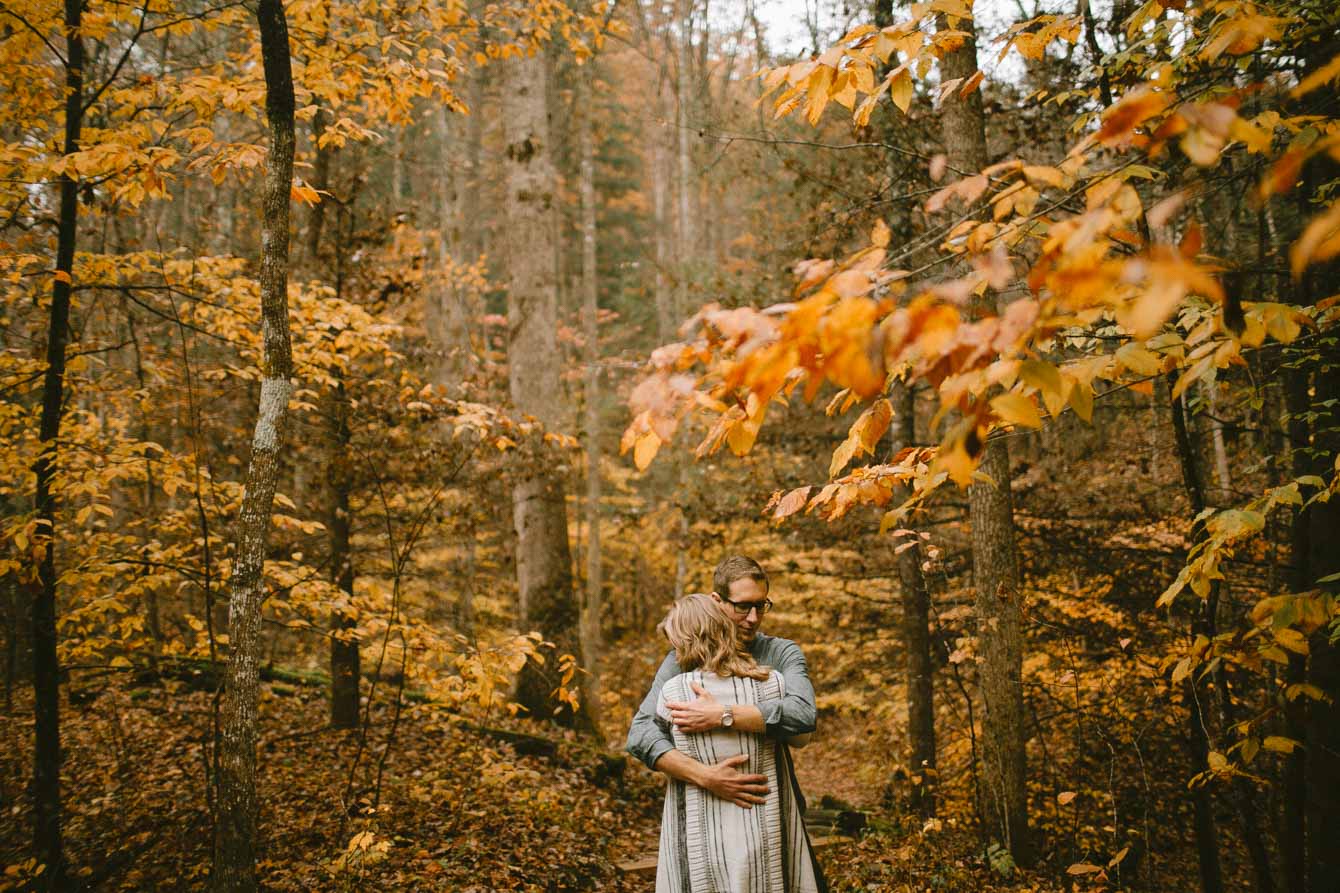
[626,651,681,771]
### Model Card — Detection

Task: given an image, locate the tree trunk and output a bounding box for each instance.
[970,436,1030,864]
[29,2,85,883]
[1281,363,1310,893]
[501,48,591,730]
[578,68,604,733]
[935,7,1030,865]
[650,70,674,342]
[212,1,295,889]
[675,0,696,316]
[1169,384,1226,893]
[328,375,359,730]
[890,382,936,816]
[1304,351,1340,893]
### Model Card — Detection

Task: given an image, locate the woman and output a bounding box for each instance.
[654,593,824,893]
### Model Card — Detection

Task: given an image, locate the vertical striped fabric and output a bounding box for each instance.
[654,671,825,893]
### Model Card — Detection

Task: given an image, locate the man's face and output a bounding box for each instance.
[716,577,768,644]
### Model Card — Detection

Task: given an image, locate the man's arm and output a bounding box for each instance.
[626,658,772,808]
[664,639,816,739]
[755,639,817,738]
[625,652,681,772]
[654,749,770,808]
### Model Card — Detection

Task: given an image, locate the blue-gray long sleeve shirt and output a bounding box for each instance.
[626,633,818,771]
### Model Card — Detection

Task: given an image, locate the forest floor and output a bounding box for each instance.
[0,672,1068,892]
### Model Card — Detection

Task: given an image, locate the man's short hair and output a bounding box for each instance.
[713,555,769,597]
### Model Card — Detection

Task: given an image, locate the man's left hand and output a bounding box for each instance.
[666,682,723,733]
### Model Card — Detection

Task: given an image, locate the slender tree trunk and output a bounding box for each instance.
[969,436,1029,863]
[29,3,85,883]
[328,375,359,730]
[650,72,674,342]
[212,2,295,888]
[890,382,936,816]
[934,7,1030,865]
[1281,363,1310,893]
[305,104,360,729]
[501,48,592,730]
[1205,381,1231,499]
[578,74,604,732]
[463,60,485,265]
[1304,350,1340,893]
[675,0,696,315]
[1170,384,1226,893]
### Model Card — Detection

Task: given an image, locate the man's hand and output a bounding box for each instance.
[698,754,769,808]
[666,682,723,733]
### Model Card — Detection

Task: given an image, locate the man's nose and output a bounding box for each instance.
[744,606,761,620]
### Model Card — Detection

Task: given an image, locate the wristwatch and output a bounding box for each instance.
[721,705,735,729]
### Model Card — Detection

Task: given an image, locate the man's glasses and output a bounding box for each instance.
[721,596,773,616]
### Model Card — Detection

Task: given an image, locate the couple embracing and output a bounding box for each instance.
[627,555,828,893]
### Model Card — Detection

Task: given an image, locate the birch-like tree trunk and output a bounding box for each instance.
[675,0,696,311]
[212,1,295,887]
[578,72,604,732]
[936,9,1031,865]
[501,48,592,730]
[651,69,674,342]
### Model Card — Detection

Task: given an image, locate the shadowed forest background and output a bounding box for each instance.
[1,0,1339,890]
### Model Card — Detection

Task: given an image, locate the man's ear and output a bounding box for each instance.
[709,591,723,602]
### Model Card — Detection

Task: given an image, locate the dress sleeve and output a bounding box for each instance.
[625,652,681,771]
[756,640,817,739]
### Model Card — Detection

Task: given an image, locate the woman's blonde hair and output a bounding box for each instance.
[660,593,770,681]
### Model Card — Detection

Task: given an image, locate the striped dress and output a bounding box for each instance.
[654,670,824,893]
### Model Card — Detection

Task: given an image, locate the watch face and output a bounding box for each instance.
[722,711,734,728]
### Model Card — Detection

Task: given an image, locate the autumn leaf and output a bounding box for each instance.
[990,392,1043,429]
[1290,202,1340,279]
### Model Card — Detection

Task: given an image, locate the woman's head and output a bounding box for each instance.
[660,593,769,681]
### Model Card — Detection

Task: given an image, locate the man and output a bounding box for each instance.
[626,555,818,808]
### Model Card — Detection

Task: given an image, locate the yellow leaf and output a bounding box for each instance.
[854,398,894,452]
[1263,735,1299,754]
[1115,343,1163,376]
[1019,359,1062,398]
[990,392,1043,429]
[829,437,858,479]
[1290,202,1340,279]
[890,70,913,114]
[1068,382,1093,423]
[1291,52,1340,99]
[633,431,661,471]
[1057,791,1077,805]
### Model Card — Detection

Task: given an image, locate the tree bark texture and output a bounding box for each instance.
[328,377,359,730]
[1169,386,1225,893]
[212,1,295,888]
[501,49,590,730]
[675,0,696,315]
[579,71,604,732]
[1303,339,1340,893]
[1277,361,1310,893]
[1298,30,1340,887]
[969,436,1030,865]
[889,382,937,816]
[28,2,85,883]
[936,7,1029,865]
